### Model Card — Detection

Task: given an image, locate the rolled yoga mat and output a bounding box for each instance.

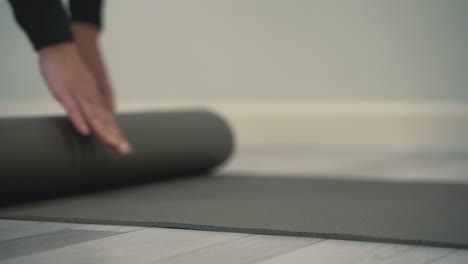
[0,110,233,205]
[0,110,467,249]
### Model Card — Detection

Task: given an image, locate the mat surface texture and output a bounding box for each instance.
[0,174,467,249]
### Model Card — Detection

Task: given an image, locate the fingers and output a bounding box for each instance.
[96,77,114,113]
[60,95,89,136]
[58,87,131,155]
[77,94,132,155]
[103,94,114,113]
[99,89,114,113]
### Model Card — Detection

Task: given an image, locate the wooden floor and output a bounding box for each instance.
[1,145,467,264]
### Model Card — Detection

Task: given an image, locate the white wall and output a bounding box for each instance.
[1,0,467,105]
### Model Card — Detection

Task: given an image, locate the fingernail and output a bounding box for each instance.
[119,141,133,155]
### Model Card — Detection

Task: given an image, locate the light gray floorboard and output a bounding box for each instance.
[255,239,457,264]
[0,228,245,264]
[429,250,468,264]
[155,235,322,264]
[0,220,78,242]
[0,229,121,261]
[70,224,144,233]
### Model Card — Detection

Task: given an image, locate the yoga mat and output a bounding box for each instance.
[0,110,233,205]
[0,175,467,249]
[1,111,467,249]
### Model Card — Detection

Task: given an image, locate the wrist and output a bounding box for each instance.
[71,22,100,42]
[38,42,80,63]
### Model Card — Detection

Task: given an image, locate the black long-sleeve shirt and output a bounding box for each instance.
[8,0,103,51]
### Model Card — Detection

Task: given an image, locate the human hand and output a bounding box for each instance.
[38,42,132,154]
[71,22,114,112]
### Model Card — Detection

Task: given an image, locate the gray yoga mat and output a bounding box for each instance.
[1,174,467,249]
[0,110,233,205]
[0,111,467,249]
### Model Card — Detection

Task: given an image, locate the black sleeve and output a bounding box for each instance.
[8,0,74,51]
[70,0,104,29]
